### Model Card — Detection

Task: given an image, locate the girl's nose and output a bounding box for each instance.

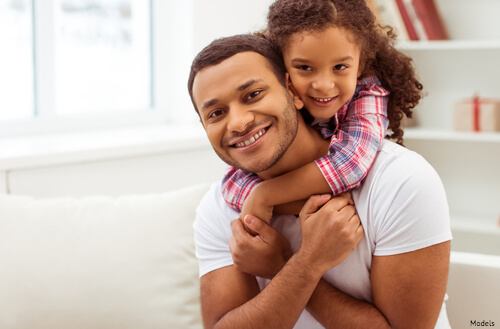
[312,75,335,92]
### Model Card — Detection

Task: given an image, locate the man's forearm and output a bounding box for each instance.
[210,194,364,329]
[210,253,323,329]
[307,279,391,329]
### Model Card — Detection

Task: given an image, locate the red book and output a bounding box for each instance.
[411,0,448,40]
[395,0,419,40]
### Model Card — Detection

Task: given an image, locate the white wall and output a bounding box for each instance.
[1,1,277,197]
[151,0,275,126]
[192,0,274,53]
[0,171,6,194]
[7,147,226,198]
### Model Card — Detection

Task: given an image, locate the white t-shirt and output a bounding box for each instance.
[194,140,453,328]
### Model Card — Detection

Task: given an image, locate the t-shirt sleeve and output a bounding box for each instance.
[369,150,453,256]
[193,182,237,277]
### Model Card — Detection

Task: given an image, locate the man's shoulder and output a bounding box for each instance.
[361,139,443,200]
[371,140,428,175]
[360,139,447,216]
[196,181,238,225]
[356,141,451,256]
[197,181,225,212]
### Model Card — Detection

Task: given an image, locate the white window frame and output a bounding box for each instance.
[0,0,197,138]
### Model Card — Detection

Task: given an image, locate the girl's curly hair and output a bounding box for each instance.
[265,0,423,144]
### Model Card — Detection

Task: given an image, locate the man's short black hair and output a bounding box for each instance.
[187,34,287,114]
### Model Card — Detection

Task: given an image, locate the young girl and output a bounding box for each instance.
[222,0,423,223]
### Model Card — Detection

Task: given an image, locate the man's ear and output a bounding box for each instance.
[286,73,304,110]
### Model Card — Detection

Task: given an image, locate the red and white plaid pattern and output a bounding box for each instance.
[221,166,262,212]
[222,76,389,212]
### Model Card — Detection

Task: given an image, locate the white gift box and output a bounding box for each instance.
[453,97,500,132]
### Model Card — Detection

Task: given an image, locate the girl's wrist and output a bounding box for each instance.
[252,181,273,206]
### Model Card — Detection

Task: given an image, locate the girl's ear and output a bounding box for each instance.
[286,73,304,110]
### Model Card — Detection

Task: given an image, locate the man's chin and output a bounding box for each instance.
[215,150,276,173]
[231,159,275,174]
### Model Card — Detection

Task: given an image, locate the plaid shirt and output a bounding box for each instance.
[222,76,389,212]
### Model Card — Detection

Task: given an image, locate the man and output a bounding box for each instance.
[188,34,452,328]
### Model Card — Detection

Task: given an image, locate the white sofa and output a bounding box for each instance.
[1,183,499,328]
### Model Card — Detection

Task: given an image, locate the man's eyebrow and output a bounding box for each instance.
[201,98,219,112]
[237,79,262,91]
[200,79,264,112]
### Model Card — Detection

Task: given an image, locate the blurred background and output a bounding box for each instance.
[0,0,498,253]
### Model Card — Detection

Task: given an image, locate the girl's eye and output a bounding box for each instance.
[334,64,347,70]
[298,65,312,71]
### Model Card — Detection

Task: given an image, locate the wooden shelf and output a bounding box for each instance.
[451,214,500,234]
[403,128,500,143]
[397,39,500,51]
[450,214,500,256]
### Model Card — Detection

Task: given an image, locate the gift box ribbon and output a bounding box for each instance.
[473,95,480,132]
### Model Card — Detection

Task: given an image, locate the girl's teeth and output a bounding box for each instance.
[315,97,334,102]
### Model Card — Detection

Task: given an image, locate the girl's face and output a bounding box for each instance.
[283,26,362,120]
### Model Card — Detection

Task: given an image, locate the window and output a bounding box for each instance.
[0,0,196,136]
[0,0,34,121]
[53,0,151,115]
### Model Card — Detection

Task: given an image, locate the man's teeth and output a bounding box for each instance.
[314,97,334,103]
[235,130,264,148]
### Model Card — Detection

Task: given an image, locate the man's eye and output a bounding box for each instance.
[247,90,262,100]
[208,109,224,119]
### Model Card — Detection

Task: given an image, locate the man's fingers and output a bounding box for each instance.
[244,215,276,243]
[337,204,356,222]
[299,194,332,220]
[337,192,354,205]
[320,193,353,213]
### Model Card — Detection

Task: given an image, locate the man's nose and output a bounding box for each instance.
[226,105,255,133]
[312,73,334,92]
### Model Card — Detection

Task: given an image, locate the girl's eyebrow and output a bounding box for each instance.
[290,58,309,64]
[291,56,354,63]
[336,56,354,62]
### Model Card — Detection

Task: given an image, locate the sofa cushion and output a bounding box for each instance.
[0,183,210,329]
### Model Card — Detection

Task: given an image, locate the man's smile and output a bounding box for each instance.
[231,127,269,148]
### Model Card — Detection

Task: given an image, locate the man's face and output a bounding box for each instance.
[192,51,302,173]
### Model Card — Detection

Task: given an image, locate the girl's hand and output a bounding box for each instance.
[240,187,274,228]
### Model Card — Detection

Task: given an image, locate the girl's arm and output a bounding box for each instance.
[315,80,389,196]
[221,165,262,212]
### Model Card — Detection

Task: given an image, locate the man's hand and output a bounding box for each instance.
[230,215,292,279]
[297,193,364,275]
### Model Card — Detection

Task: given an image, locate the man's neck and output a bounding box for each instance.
[258,114,330,180]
